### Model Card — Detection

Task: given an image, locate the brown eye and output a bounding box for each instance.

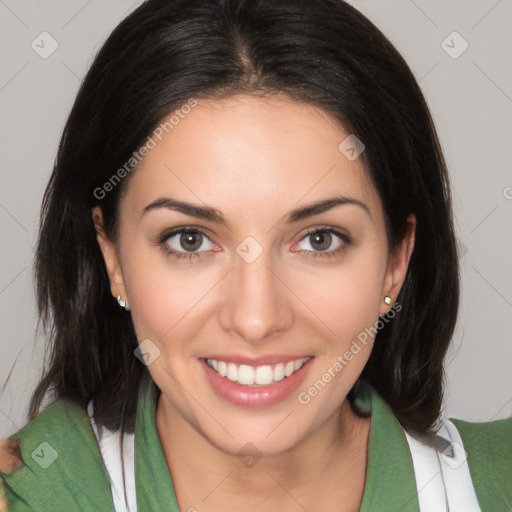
[159,228,216,260]
[179,231,203,251]
[308,230,333,251]
[295,227,351,259]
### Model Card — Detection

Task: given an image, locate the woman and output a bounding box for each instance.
[1,0,510,510]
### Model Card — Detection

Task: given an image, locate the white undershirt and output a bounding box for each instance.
[87,401,137,512]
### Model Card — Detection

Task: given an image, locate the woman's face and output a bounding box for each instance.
[94,93,414,456]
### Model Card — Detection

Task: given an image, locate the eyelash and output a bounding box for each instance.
[157,226,352,261]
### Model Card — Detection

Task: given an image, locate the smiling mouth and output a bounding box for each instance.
[204,357,311,387]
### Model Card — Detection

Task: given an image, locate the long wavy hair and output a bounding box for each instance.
[29,0,459,444]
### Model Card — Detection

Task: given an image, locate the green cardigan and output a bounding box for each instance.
[1,380,511,511]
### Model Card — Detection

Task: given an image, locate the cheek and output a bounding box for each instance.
[295,254,385,412]
[122,246,218,347]
[293,249,386,343]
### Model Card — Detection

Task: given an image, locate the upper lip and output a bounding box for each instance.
[202,354,313,366]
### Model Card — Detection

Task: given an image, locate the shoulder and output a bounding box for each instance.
[452,415,512,465]
[11,399,87,439]
[451,415,512,510]
[0,399,115,512]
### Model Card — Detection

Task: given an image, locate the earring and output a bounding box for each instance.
[384,296,392,305]
[117,295,127,309]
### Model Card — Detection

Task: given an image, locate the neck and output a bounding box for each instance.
[156,395,371,512]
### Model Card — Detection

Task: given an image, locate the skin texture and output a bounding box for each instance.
[0,439,22,474]
[0,439,22,512]
[93,93,415,511]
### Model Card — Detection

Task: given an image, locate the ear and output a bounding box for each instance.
[379,213,416,316]
[92,206,130,311]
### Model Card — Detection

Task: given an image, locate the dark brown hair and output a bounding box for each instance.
[29,0,459,442]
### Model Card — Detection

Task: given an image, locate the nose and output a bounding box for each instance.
[219,243,294,346]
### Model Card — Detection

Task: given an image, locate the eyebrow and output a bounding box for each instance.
[141,195,371,227]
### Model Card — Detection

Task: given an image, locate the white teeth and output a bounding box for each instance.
[255,365,274,385]
[206,357,309,386]
[284,361,295,377]
[238,364,255,385]
[273,363,285,382]
[217,361,227,377]
[226,363,238,382]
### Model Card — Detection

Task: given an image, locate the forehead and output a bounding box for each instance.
[121,94,382,223]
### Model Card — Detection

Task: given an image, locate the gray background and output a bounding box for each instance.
[1,0,511,437]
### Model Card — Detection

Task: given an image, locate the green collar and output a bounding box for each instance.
[135,379,179,511]
[355,384,420,512]
[134,379,420,511]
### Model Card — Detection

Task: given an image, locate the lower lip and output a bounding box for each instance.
[201,358,313,408]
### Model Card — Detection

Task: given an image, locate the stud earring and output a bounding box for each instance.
[117,295,127,309]
[384,296,392,305]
